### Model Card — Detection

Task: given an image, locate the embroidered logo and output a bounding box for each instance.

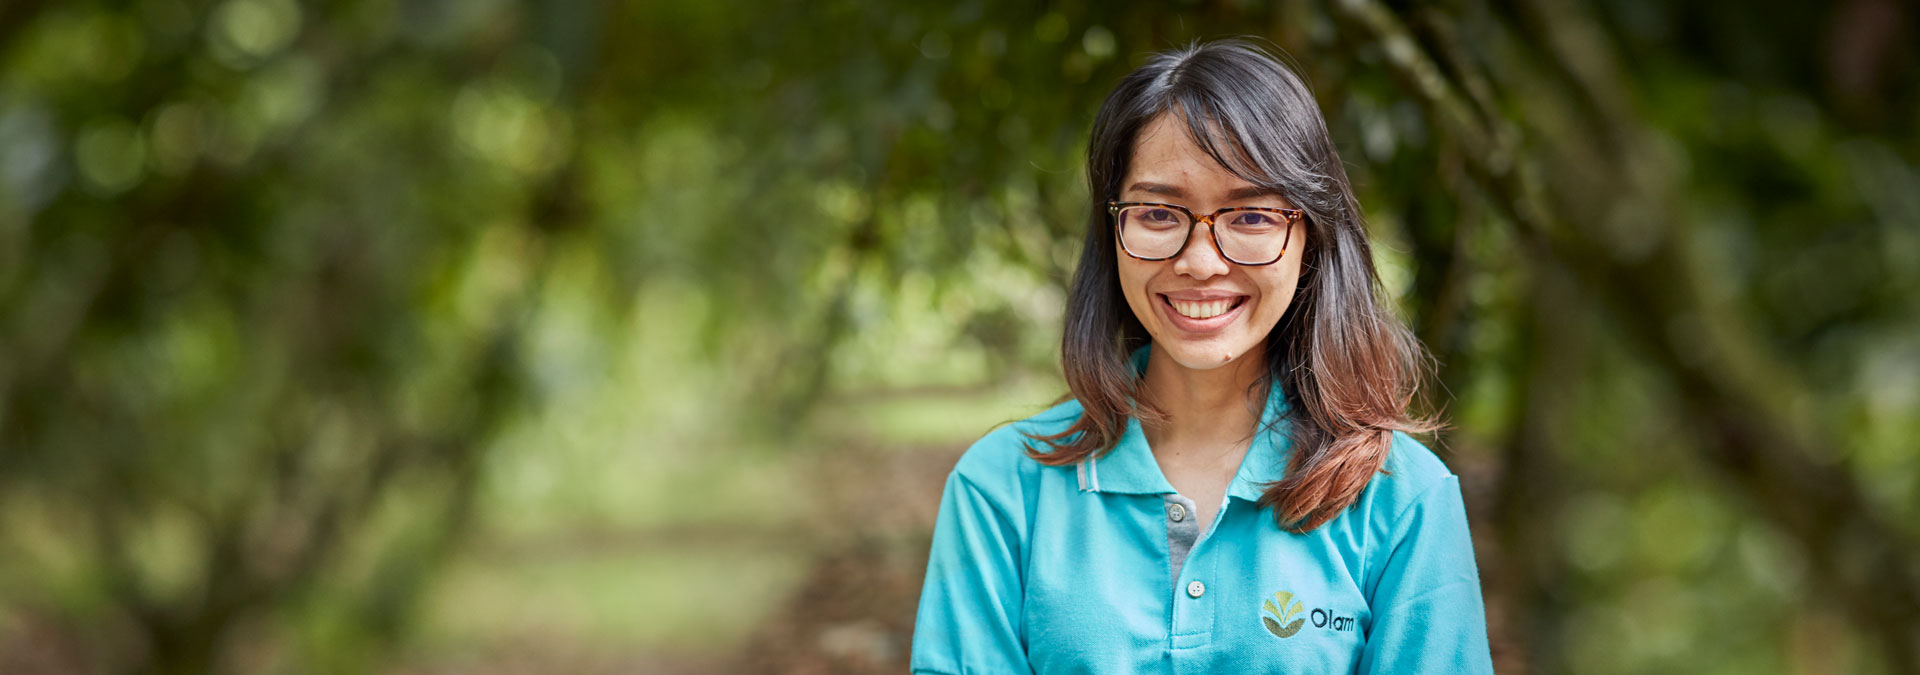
[1262,591,1306,638]
[1262,590,1358,638]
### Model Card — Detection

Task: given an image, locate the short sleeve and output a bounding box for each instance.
[909,471,1034,675]
[1357,475,1496,674]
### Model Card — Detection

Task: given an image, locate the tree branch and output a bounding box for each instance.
[1325,0,1920,671]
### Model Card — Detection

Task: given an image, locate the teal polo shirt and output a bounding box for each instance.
[910,346,1494,674]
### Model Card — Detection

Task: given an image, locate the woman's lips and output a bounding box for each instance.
[1157,293,1249,334]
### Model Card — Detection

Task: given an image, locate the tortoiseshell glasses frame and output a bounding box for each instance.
[1107,200,1303,266]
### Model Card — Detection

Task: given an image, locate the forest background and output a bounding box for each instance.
[2,0,1917,673]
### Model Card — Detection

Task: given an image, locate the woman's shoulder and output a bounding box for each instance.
[1361,430,1464,519]
[948,398,1084,487]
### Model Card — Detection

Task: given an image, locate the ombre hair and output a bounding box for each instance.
[1025,38,1440,533]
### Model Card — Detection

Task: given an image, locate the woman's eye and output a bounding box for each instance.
[1231,212,1279,227]
[1144,209,1179,222]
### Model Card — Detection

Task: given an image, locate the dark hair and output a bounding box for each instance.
[1025,38,1439,533]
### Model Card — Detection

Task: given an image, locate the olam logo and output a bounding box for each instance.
[1261,591,1306,638]
[1262,590,1357,639]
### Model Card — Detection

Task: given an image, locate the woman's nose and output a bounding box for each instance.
[1172,219,1231,279]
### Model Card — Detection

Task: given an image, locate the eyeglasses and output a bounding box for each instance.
[1108,201,1302,266]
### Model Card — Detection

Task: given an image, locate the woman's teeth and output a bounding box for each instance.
[1171,298,1236,319]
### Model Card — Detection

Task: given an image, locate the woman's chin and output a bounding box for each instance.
[1155,337,1255,371]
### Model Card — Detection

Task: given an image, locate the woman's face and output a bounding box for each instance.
[1116,113,1308,371]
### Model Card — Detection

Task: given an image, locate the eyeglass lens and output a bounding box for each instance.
[1116,205,1290,264]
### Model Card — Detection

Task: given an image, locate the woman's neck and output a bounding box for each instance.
[1139,342,1268,452]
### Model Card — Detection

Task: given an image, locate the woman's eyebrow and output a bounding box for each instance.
[1225,185,1285,201]
[1125,181,1185,197]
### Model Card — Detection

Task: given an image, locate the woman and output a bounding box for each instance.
[909,39,1494,674]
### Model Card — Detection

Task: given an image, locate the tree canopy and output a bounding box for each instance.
[1,0,1915,673]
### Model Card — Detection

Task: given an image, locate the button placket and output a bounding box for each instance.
[1169,495,1224,649]
[1164,494,1201,585]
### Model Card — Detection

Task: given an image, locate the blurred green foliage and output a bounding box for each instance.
[1,0,1916,673]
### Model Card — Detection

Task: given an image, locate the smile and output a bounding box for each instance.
[1158,293,1250,332]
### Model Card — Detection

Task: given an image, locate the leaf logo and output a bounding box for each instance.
[1262,590,1306,638]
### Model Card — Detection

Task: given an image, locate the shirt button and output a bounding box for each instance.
[1186,580,1206,598]
[1168,503,1187,522]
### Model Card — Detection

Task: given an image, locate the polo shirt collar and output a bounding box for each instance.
[1076,344,1293,502]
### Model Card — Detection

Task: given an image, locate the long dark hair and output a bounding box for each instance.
[1025,38,1439,533]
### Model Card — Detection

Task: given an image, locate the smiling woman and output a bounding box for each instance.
[1115,116,1309,376]
[910,39,1494,674]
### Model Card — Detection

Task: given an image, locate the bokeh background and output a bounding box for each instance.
[2,0,1917,673]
